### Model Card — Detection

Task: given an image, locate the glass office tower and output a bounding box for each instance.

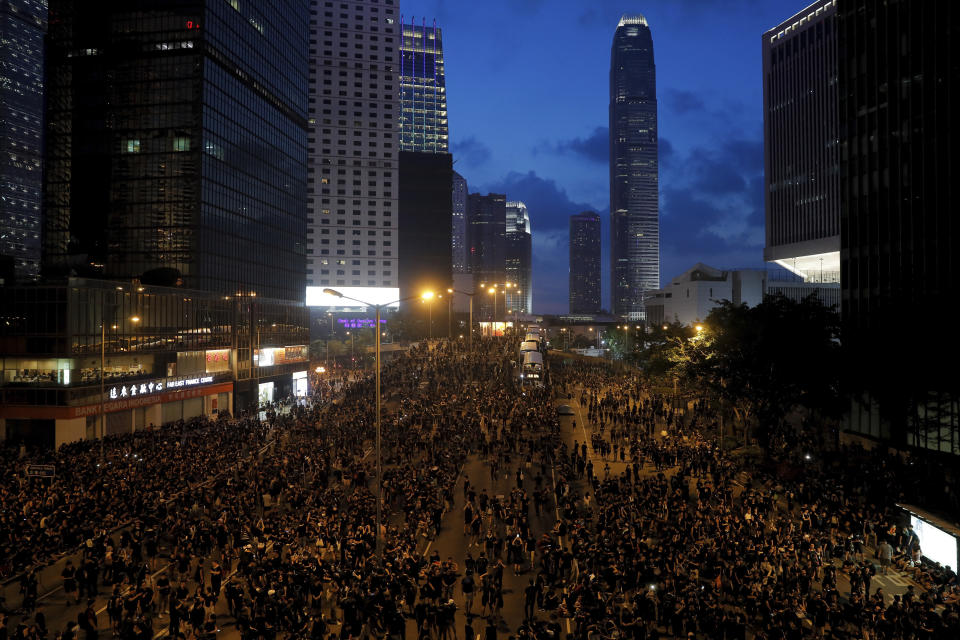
[451,171,468,274]
[399,18,448,153]
[505,201,532,315]
[763,0,840,298]
[838,0,959,454]
[610,14,659,320]
[569,211,601,315]
[467,193,505,320]
[0,0,46,282]
[42,0,308,301]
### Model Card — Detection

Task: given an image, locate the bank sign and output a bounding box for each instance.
[107,375,214,400]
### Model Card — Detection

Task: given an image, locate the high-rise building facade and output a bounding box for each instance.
[569,212,601,315]
[0,0,46,282]
[610,14,659,320]
[838,0,959,454]
[42,0,308,301]
[763,0,840,286]
[398,151,452,304]
[399,18,447,153]
[505,201,532,315]
[306,0,400,303]
[451,171,468,273]
[467,192,505,319]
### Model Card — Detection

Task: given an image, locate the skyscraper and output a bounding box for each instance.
[505,201,532,315]
[467,192,505,319]
[610,14,659,320]
[398,151,452,303]
[399,18,447,153]
[451,171,468,273]
[42,0,308,301]
[0,0,46,282]
[569,212,601,315]
[306,0,399,302]
[763,0,840,294]
[396,15,452,310]
[838,0,959,453]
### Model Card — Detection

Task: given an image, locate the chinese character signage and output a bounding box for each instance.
[107,375,214,401]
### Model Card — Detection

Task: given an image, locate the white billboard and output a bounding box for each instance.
[911,515,958,570]
[305,286,400,309]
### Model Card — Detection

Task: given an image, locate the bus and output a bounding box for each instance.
[521,351,544,383]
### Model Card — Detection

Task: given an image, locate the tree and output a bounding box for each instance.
[668,295,841,447]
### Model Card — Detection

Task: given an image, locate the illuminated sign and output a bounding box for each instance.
[305,286,400,309]
[107,375,214,401]
[255,349,275,367]
[337,318,387,329]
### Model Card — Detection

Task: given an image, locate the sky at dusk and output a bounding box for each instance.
[405,0,805,314]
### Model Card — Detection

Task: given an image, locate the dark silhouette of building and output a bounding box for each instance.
[467,193,505,319]
[505,201,532,314]
[0,0,46,281]
[838,0,959,454]
[42,0,308,301]
[763,0,840,295]
[570,212,601,315]
[398,151,453,305]
[610,14,659,319]
[452,171,468,274]
[399,18,447,153]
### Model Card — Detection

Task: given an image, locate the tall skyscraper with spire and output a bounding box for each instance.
[610,14,659,320]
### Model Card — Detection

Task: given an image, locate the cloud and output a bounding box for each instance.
[480,170,599,233]
[659,135,765,277]
[659,137,675,170]
[546,126,608,164]
[451,136,492,167]
[665,89,706,115]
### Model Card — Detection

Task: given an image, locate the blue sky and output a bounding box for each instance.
[406,0,804,313]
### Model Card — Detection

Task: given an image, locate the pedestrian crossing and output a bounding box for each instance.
[873,572,911,588]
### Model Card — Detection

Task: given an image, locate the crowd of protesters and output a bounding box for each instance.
[2,335,960,640]
[539,361,960,640]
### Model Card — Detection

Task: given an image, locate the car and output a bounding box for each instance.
[557,404,575,416]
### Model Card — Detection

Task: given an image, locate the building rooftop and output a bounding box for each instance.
[618,14,648,28]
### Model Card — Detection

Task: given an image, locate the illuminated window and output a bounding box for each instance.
[124,139,141,153]
[173,137,190,152]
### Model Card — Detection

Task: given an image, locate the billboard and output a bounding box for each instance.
[911,515,958,570]
[305,286,400,309]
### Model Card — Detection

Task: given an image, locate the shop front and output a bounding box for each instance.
[0,377,233,449]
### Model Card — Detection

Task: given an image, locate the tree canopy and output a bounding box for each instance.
[667,294,841,444]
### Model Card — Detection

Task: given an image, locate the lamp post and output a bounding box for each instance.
[100,311,106,459]
[347,331,353,368]
[446,289,453,339]
[98,292,141,458]
[424,292,434,340]
[322,288,434,560]
[449,288,475,349]
[327,312,334,369]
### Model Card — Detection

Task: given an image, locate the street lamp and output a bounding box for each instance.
[346,331,353,368]
[322,287,433,560]
[327,312,334,368]
[422,290,435,340]
[446,288,453,339]
[449,288,476,348]
[99,307,141,459]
